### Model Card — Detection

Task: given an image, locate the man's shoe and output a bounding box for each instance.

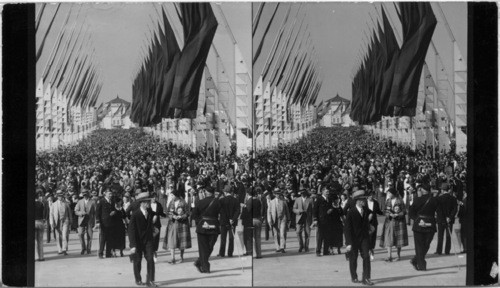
[305,248,309,252]
[135,281,146,286]
[227,254,233,257]
[281,249,286,253]
[98,255,104,259]
[362,279,374,286]
[63,251,68,256]
[433,252,442,255]
[217,254,225,257]
[316,253,321,257]
[298,248,303,253]
[193,262,203,273]
[410,259,419,271]
[255,256,263,259]
[81,250,86,255]
[275,249,281,253]
[58,251,63,255]
[351,279,359,283]
[87,250,92,255]
[37,258,45,262]
[146,281,158,287]
[445,252,450,255]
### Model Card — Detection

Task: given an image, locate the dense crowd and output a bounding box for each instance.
[34,126,467,286]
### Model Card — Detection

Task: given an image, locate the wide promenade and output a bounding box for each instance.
[35,219,252,287]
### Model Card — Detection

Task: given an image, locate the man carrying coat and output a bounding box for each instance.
[128,192,156,287]
[345,190,374,286]
[192,186,222,273]
[50,190,73,256]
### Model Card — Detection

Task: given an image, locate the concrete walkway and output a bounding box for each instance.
[253,216,466,286]
[35,219,252,287]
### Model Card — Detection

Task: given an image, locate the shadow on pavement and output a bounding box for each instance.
[373,271,458,285]
[155,273,240,286]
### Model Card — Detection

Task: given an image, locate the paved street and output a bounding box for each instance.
[35,219,252,287]
[253,216,466,286]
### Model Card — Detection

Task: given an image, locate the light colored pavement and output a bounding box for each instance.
[35,219,252,287]
[253,216,466,286]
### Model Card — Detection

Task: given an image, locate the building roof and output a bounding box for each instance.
[107,95,130,106]
[325,94,350,104]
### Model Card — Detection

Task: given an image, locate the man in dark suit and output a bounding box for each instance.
[313,187,333,256]
[293,187,313,252]
[345,190,374,286]
[409,183,439,271]
[192,186,222,273]
[434,183,457,255]
[128,192,156,287]
[96,189,116,258]
[218,185,240,257]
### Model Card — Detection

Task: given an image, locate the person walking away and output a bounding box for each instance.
[74,189,96,255]
[128,192,157,287]
[218,185,240,257]
[345,190,374,286]
[247,187,263,258]
[409,184,439,271]
[434,183,457,255]
[192,186,222,273]
[292,187,313,253]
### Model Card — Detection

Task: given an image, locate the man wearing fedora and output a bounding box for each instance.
[50,189,73,256]
[345,190,374,286]
[74,188,96,255]
[434,183,457,255]
[267,187,290,253]
[192,186,222,273]
[128,192,156,287]
[293,186,313,253]
[409,183,439,271]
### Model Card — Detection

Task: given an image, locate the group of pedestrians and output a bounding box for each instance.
[35,126,467,286]
[248,126,467,285]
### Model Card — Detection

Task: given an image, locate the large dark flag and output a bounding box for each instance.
[169,3,218,119]
[160,8,181,119]
[388,2,437,117]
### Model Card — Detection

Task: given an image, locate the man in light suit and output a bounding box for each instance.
[293,187,313,252]
[267,187,290,253]
[74,189,96,255]
[50,190,73,255]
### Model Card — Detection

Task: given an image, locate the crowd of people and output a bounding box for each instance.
[34,126,467,286]
[250,126,467,285]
